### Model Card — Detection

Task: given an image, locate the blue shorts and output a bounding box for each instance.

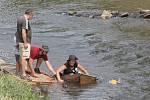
[15,54,20,63]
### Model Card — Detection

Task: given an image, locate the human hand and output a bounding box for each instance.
[24,43,28,49]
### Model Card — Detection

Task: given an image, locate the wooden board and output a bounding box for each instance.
[80,74,97,85]
[62,74,80,83]
[62,74,97,85]
[1,66,57,85]
[30,74,57,85]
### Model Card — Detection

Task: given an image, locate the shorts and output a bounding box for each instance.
[19,43,31,59]
[15,54,20,63]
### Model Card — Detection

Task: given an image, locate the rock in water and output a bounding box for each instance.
[144,13,150,19]
[120,12,129,18]
[101,10,112,19]
[139,9,150,14]
[111,11,120,17]
[68,11,77,16]
[0,59,6,66]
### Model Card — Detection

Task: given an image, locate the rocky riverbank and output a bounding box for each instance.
[57,9,150,20]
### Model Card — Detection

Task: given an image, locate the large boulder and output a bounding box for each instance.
[138,9,150,19]
[101,10,113,19]
[139,9,150,14]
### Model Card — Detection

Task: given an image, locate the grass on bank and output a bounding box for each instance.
[0,73,39,100]
[97,0,150,12]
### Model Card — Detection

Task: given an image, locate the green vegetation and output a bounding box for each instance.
[0,73,39,100]
[97,0,150,12]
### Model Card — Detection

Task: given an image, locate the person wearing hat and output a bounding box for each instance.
[56,55,89,83]
[28,45,56,76]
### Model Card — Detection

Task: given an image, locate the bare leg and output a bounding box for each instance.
[16,62,21,73]
[15,54,21,74]
[26,59,38,77]
[20,57,27,76]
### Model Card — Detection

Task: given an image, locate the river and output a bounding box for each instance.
[0,0,150,100]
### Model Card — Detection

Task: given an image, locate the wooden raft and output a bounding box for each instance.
[30,74,57,85]
[0,66,57,85]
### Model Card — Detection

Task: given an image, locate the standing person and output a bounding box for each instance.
[56,55,89,83]
[15,9,36,78]
[28,45,56,76]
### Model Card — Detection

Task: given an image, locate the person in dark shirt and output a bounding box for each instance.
[56,55,89,83]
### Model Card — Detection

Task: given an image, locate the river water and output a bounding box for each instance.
[0,0,150,100]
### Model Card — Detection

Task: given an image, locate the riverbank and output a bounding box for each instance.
[0,73,40,100]
[98,0,150,12]
[0,60,39,100]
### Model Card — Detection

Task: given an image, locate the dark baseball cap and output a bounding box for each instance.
[41,45,49,53]
[68,55,78,61]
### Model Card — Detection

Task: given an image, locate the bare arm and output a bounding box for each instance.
[22,29,28,49]
[56,65,66,82]
[78,64,89,75]
[45,61,56,75]
[22,29,27,44]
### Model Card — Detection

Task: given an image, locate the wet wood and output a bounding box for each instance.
[31,74,57,85]
[0,64,57,85]
[62,74,80,83]
[62,74,97,85]
[80,74,97,85]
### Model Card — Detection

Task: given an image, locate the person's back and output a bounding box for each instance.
[16,16,32,44]
[15,9,34,78]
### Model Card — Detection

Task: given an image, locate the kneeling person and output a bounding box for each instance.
[29,45,56,76]
[56,55,89,83]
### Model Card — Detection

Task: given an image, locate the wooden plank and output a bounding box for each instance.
[30,74,57,85]
[80,74,97,85]
[62,74,97,85]
[61,74,80,82]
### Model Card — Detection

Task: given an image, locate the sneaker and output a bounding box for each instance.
[34,68,41,74]
[20,74,32,81]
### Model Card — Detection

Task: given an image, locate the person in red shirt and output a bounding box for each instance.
[28,45,56,76]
